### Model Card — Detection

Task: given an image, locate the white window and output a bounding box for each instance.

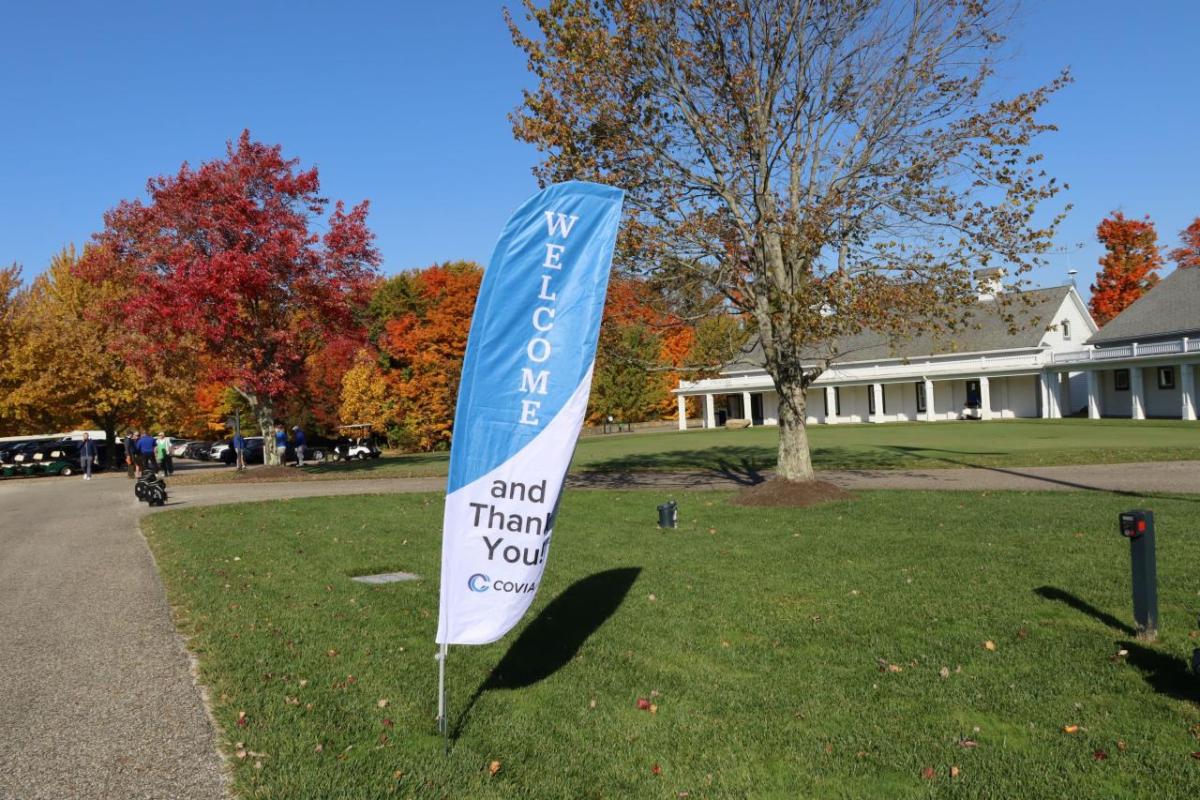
[1062,320,1071,340]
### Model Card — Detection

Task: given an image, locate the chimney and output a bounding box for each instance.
[973,267,1006,300]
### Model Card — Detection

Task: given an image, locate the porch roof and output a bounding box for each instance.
[722,286,1070,375]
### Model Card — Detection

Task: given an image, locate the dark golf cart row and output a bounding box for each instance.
[0,439,120,478]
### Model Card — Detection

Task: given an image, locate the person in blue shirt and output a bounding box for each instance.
[78,433,98,480]
[232,431,246,471]
[136,431,157,475]
[292,426,306,466]
[273,423,287,466]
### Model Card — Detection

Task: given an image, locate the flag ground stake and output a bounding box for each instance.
[436,643,449,753]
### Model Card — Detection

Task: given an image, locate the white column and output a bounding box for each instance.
[1087,370,1101,419]
[741,391,752,424]
[1182,364,1197,421]
[1059,372,1072,417]
[1039,373,1061,419]
[979,376,992,420]
[1130,367,1145,420]
[704,393,715,428]
[924,378,936,422]
[824,386,838,424]
[677,394,688,431]
[870,383,884,423]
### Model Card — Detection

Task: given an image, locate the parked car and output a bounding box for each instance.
[171,440,199,458]
[207,440,232,462]
[219,436,265,465]
[183,441,214,460]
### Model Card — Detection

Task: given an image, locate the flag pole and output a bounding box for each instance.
[436,642,449,753]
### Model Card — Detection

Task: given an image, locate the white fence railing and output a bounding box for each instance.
[1052,336,1196,364]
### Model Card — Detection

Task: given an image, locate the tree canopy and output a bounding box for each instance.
[80,131,380,454]
[509,0,1067,480]
[1089,211,1162,327]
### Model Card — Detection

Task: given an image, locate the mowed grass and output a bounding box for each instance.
[169,418,1200,486]
[145,489,1200,799]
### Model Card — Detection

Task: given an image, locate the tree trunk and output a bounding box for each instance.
[236,387,277,466]
[774,378,816,482]
[254,401,277,465]
[101,415,118,470]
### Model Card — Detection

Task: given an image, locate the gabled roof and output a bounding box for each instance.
[724,285,1072,373]
[1088,268,1200,345]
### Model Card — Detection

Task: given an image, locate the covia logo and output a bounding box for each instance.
[467,573,491,593]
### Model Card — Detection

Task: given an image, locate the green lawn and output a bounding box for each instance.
[174,418,1200,484]
[146,489,1200,798]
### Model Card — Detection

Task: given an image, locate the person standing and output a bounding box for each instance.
[136,430,157,473]
[124,430,137,478]
[79,432,97,481]
[156,433,173,476]
[232,430,246,470]
[273,423,287,467]
[292,425,306,467]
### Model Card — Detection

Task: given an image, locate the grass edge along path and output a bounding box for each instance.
[145,489,1200,799]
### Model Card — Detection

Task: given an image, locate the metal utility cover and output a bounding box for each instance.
[351,572,421,585]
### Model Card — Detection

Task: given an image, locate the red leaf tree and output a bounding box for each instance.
[1170,217,1200,270]
[1089,211,1163,326]
[82,131,380,458]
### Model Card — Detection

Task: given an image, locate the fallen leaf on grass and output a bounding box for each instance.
[377,698,389,708]
[957,738,978,749]
[382,718,394,728]
[284,696,299,706]
[589,699,597,709]
[637,698,651,710]
[1117,740,1127,752]
[651,763,663,776]
[487,760,501,776]
[1191,752,1200,761]
[647,594,657,602]
[950,766,961,778]
[235,748,247,760]
[236,711,248,727]
[393,770,404,780]
[939,666,951,679]
[1062,725,1080,734]
[983,640,997,651]
[313,743,324,753]
[920,766,936,780]
[1093,749,1108,761]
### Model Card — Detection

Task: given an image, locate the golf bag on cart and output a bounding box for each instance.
[135,469,168,507]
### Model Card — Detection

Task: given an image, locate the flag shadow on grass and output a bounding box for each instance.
[452,567,641,739]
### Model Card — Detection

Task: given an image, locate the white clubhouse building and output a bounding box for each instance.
[675,269,1200,427]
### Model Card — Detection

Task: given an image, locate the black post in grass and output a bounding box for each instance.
[1119,510,1158,641]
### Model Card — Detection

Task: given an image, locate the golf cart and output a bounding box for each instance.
[335,424,383,461]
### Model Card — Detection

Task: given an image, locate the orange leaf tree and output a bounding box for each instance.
[509,0,1067,481]
[1169,217,1200,270]
[379,262,482,451]
[1089,211,1163,326]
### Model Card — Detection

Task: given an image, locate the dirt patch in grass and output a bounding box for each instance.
[728,478,853,507]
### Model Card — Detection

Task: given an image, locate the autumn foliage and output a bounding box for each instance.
[378,262,482,450]
[1169,217,1200,270]
[1089,212,1163,326]
[80,131,379,449]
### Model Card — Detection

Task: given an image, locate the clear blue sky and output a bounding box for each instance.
[3,1,1198,294]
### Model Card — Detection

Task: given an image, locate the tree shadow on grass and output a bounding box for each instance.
[451,567,641,740]
[1035,586,1200,704]
[884,446,1200,502]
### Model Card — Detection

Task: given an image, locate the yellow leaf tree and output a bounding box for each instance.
[5,247,172,464]
[339,349,395,439]
[0,263,25,435]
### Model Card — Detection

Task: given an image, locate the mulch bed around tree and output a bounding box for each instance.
[727,479,853,508]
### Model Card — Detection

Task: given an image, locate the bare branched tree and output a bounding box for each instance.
[509,0,1068,481]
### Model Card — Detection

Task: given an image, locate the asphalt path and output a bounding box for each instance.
[1,457,1197,799]
[0,469,228,800]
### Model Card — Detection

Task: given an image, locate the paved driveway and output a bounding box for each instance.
[0,472,228,800]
